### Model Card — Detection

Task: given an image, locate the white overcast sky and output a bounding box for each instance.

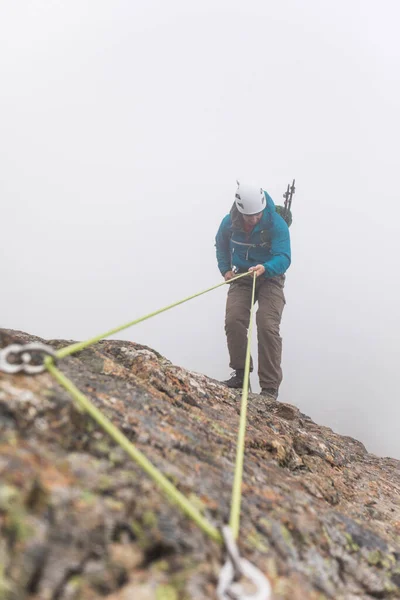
[1,1,400,459]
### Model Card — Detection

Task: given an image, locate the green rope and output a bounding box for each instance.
[56,272,251,359]
[46,360,222,544]
[44,270,258,547]
[229,272,257,539]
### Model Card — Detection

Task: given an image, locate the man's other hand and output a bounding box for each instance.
[224,271,234,281]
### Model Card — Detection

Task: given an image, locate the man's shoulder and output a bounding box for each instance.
[219,214,233,229]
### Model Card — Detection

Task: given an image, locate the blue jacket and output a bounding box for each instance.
[215,192,291,278]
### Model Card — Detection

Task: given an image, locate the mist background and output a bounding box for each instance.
[1,1,399,458]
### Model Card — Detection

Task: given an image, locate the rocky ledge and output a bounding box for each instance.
[1,328,400,600]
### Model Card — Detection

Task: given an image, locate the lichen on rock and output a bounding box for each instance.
[1,328,399,599]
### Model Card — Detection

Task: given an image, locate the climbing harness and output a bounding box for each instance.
[0,271,270,599]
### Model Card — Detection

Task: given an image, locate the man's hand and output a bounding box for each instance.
[249,264,266,277]
[224,271,234,281]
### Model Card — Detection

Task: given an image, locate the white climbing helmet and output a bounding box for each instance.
[235,181,266,215]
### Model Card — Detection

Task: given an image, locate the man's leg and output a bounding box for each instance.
[256,278,285,394]
[224,279,254,376]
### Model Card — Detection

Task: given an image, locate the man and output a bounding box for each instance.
[215,181,291,399]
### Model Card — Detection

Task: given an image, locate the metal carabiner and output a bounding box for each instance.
[217,558,272,600]
[217,527,271,600]
[0,343,57,374]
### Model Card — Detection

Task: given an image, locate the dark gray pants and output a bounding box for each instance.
[225,276,286,390]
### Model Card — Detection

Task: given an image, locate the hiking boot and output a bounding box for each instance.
[222,370,245,389]
[260,388,278,400]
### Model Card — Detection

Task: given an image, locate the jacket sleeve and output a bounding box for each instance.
[263,211,291,277]
[215,215,232,276]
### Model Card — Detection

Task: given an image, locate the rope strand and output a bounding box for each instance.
[44,271,258,546]
[56,272,251,359]
[229,273,257,538]
[46,360,223,543]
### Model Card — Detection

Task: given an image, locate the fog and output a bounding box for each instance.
[1,0,400,458]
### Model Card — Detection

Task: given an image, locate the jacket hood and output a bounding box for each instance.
[229,202,243,230]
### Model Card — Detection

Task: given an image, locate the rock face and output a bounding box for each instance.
[1,328,400,600]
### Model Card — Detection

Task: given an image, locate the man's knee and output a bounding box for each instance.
[225,306,250,331]
[256,311,281,336]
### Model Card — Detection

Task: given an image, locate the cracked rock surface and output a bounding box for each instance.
[1,328,400,600]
